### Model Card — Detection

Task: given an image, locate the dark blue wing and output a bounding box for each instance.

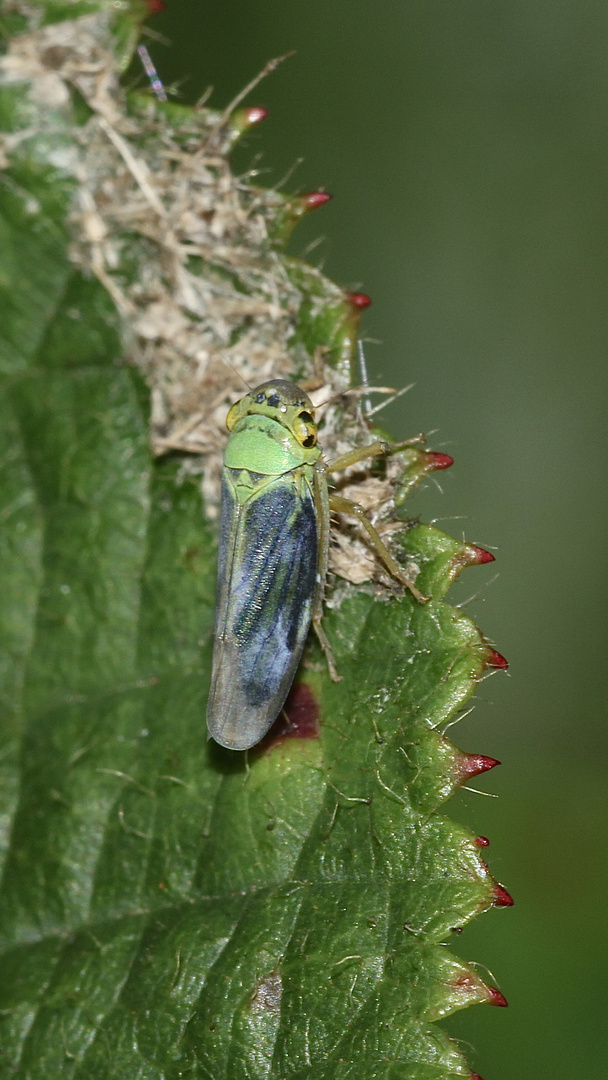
[207,468,317,749]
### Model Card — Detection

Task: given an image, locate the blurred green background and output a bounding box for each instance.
[139,3,608,1077]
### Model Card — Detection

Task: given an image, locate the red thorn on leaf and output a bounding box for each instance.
[466,545,495,565]
[485,648,509,670]
[475,835,490,847]
[243,106,268,127]
[453,971,507,1008]
[427,451,454,471]
[457,753,501,782]
[493,882,514,907]
[346,291,372,309]
[487,985,508,1008]
[228,107,269,145]
[146,0,165,13]
[301,191,332,210]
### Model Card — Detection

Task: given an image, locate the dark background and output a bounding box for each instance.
[138,3,608,1077]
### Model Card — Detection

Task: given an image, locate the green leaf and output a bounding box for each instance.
[0,5,508,1078]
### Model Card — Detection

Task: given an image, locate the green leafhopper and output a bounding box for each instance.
[206,379,426,750]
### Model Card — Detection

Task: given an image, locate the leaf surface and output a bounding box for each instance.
[0,6,507,1078]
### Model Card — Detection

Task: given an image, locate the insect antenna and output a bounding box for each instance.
[363,381,414,419]
[217,356,253,392]
[313,384,398,412]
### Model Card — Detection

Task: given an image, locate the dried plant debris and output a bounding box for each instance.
[0,3,433,591]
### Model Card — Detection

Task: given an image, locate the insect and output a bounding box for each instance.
[206,379,426,750]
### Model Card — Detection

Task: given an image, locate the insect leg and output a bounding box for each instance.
[313,618,342,682]
[327,435,425,475]
[312,464,342,682]
[328,492,428,602]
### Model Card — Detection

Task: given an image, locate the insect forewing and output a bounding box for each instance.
[207,467,318,750]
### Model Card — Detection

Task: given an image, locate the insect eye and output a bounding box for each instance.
[255,392,266,403]
[295,411,317,447]
[226,401,240,431]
